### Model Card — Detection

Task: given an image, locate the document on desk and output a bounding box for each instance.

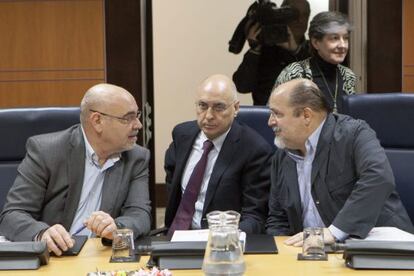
[171,229,210,242]
[171,229,247,248]
[359,227,414,241]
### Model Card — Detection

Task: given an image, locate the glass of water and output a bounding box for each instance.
[111,228,136,262]
[301,227,326,260]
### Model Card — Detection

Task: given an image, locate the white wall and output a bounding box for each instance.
[153,0,329,183]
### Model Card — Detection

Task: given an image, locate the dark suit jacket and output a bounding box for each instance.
[164,120,272,234]
[266,114,414,238]
[0,125,151,241]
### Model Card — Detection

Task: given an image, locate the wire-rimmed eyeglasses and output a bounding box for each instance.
[89,109,141,124]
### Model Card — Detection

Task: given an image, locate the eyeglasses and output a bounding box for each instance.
[89,109,141,125]
[269,111,278,119]
[195,100,236,113]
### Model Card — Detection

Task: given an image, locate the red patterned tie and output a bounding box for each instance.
[168,140,214,236]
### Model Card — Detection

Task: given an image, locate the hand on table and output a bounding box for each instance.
[40,224,74,256]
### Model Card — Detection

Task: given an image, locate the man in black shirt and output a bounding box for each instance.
[233,0,311,105]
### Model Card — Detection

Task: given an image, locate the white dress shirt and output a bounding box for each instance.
[181,128,230,229]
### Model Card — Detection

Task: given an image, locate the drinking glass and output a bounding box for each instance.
[111,228,136,262]
[301,227,326,260]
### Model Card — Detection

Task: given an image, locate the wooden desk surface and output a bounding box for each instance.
[2,237,413,275]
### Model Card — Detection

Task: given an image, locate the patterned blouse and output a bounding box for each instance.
[275,57,356,95]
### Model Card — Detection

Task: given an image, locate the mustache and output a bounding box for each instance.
[272,126,281,133]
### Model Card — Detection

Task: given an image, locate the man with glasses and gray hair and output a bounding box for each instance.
[0,83,151,255]
[164,74,272,235]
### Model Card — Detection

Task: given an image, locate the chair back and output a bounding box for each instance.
[236,105,275,148]
[343,93,414,223]
[0,107,80,209]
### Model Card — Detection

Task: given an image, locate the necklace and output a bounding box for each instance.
[315,61,339,114]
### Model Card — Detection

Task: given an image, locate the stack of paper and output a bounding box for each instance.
[358,227,414,241]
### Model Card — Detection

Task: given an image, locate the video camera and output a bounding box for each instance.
[229,0,299,54]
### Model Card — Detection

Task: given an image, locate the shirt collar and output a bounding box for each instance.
[307,118,326,156]
[288,118,326,161]
[81,126,120,170]
[200,126,231,152]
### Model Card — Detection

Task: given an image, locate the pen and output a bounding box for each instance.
[72,225,87,236]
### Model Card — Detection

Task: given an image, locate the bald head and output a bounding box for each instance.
[195,74,240,140]
[79,83,141,161]
[80,83,135,125]
[271,79,330,116]
[197,74,238,102]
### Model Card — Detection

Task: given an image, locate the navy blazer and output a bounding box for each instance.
[266,114,414,238]
[164,120,272,234]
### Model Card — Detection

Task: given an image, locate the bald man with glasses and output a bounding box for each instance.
[164,74,272,235]
[0,83,151,255]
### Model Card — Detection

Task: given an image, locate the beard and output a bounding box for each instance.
[272,126,286,149]
[274,136,286,149]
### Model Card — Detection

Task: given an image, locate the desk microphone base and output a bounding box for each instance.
[0,257,40,270]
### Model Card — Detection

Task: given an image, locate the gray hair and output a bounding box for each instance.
[79,90,99,125]
[288,79,331,116]
[309,11,351,40]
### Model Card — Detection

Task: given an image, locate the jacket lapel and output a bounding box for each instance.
[166,123,200,222]
[100,160,124,214]
[171,126,200,197]
[311,114,335,185]
[285,156,303,230]
[61,126,85,229]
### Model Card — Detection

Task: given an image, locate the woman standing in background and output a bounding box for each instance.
[275,11,356,113]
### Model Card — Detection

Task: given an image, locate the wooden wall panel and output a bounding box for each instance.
[403,0,414,93]
[367,0,402,93]
[0,0,105,107]
[0,80,102,107]
[403,66,414,93]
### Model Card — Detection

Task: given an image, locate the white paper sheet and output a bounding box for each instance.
[171,229,210,242]
[357,227,414,241]
[171,229,247,251]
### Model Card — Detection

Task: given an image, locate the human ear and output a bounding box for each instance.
[311,38,319,50]
[90,112,104,133]
[303,107,312,126]
[233,101,240,117]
